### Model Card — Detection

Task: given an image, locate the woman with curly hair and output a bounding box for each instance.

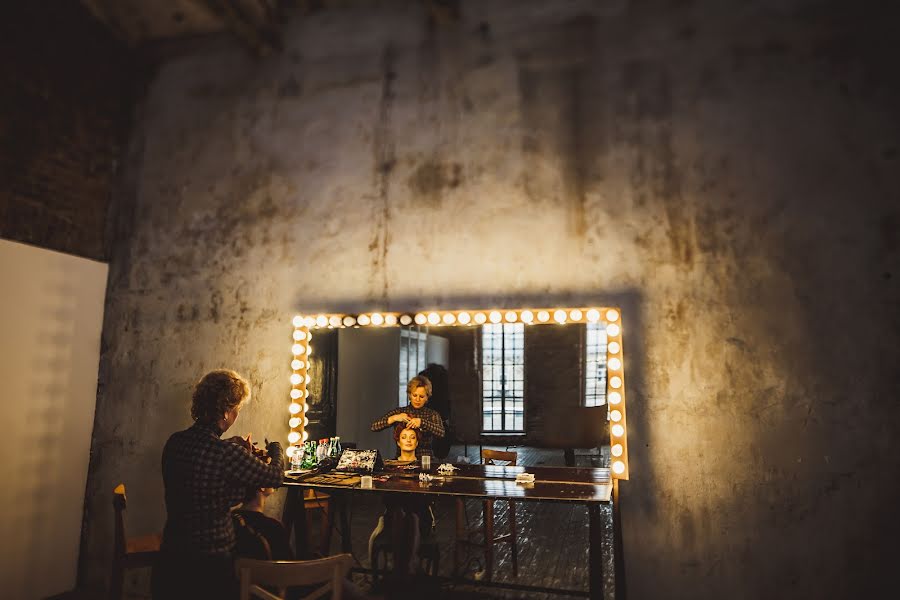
[152,369,284,600]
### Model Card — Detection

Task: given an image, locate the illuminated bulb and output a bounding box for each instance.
[293,329,306,341]
[415,313,427,325]
[385,314,397,326]
[569,309,582,321]
[329,316,341,327]
[292,315,303,327]
[504,311,517,323]
[286,445,298,458]
[606,323,620,337]
[304,316,316,328]
[316,315,328,327]
[303,416,309,427]
[474,312,487,324]
[586,309,600,322]
[290,389,301,399]
[289,417,301,428]
[608,341,620,354]
[537,310,550,323]
[608,357,622,371]
[290,373,302,385]
[305,374,311,384]
[611,444,623,457]
[302,431,309,442]
[489,311,502,323]
[371,313,384,325]
[610,410,622,422]
[343,316,356,327]
[291,344,303,355]
[612,461,625,475]
[612,424,625,437]
[303,402,310,412]
[306,332,312,341]
[428,312,440,325]
[608,392,622,405]
[358,314,371,326]
[400,314,413,325]
[606,309,619,322]
[304,389,309,398]
[554,309,567,323]
[289,403,301,414]
[291,359,302,370]
[442,313,456,325]
[288,431,300,444]
[458,312,471,325]
[610,376,622,389]
[521,310,534,323]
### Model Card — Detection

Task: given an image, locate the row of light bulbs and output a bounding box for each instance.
[286,308,629,479]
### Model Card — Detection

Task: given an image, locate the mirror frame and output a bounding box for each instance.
[286,307,629,479]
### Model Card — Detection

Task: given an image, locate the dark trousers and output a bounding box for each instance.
[151,550,237,600]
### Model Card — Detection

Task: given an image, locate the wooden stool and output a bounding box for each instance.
[304,489,332,555]
[453,449,519,580]
[110,484,161,600]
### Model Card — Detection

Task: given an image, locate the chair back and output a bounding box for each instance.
[236,554,352,600]
[482,449,518,466]
[112,484,128,559]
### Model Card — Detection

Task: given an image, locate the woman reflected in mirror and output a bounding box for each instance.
[371,375,445,458]
[395,425,419,462]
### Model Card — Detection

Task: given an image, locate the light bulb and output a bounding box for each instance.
[606,309,620,322]
[537,310,550,323]
[458,312,471,325]
[371,313,384,325]
[520,310,534,323]
[611,424,624,437]
[303,402,310,412]
[291,359,302,370]
[610,410,622,422]
[358,314,371,326]
[608,342,620,354]
[609,358,622,371]
[474,312,487,324]
[554,309,567,323]
[292,330,303,341]
[415,313,427,325]
[489,311,502,323]
[305,374,311,384]
[428,312,440,325]
[400,314,413,325]
[288,431,300,444]
[611,444,623,457]
[569,309,582,321]
[306,332,312,341]
[302,431,309,442]
[343,316,356,327]
[286,445,298,458]
[329,316,341,327]
[316,315,328,327]
[290,373,302,385]
[610,376,622,389]
[608,392,621,405]
[290,389,301,399]
[291,344,303,355]
[303,416,309,427]
[385,314,397,326]
[612,461,625,475]
[442,313,456,325]
[304,316,316,328]
[289,417,301,428]
[586,309,600,322]
[289,403,301,414]
[504,311,517,322]
[304,389,309,398]
[606,323,620,337]
[292,315,303,327]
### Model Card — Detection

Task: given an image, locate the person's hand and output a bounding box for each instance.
[405,417,422,429]
[226,433,252,450]
[389,413,411,425]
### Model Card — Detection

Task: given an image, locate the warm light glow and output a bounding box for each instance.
[303,416,309,427]
[400,314,412,325]
[302,431,309,442]
[569,309,582,321]
[289,417,301,428]
[289,403,301,414]
[458,312,471,325]
[292,315,303,327]
[428,312,440,325]
[305,374,311,384]
[290,389,301,399]
[504,311,517,322]
[385,314,397,326]
[343,316,357,327]
[474,312,487,324]
[415,313,427,325]
[586,309,600,322]
[288,431,300,444]
[316,315,327,327]
[537,310,550,323]
[442,312,456,325]
[371,313,384,326]
[608,357,622,371]
[291,359,302,370]
[606,309,619,322]
[521,310,534,323]
[489,311,502,323]
[612,461,625,475]
[292,329,305,341]
[610,410,622,422]
[291,344,304,355]
[612,424,625,437]
[304,389,309,398]
[553,309,567,323]
[611,444,623,457]
[608,341,621,354]
[606,323,620,337]
[358,314,371,326]
[306,332,312,341]
[610,376,622,389]
[304,316,316,328]
[286,445,298,458]
[290,373,302,385]
[303,402,310,411]
[608,391,621,405]
[329,316,341,327]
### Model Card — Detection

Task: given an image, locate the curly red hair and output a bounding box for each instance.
[393,423,419,445]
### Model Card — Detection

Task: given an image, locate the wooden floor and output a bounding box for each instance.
[312,445,606,600]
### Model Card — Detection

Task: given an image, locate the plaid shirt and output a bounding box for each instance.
[370,406,445,458]
[161,422,284,556]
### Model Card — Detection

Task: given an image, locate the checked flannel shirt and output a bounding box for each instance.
[160,422,284,556]
[370,406,445,458]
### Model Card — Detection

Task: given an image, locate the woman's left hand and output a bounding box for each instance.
[405,417,422,429]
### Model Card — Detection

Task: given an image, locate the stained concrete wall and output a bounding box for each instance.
[81,1,900,598]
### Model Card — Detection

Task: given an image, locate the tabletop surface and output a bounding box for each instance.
[283,463,613,503]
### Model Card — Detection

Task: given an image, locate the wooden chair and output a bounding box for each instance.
[453,449,519,580]
[303,489,332,555]
[236,554,353,600]
[110,484,162,600]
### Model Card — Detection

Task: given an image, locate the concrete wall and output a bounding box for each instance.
[81,1,900,598]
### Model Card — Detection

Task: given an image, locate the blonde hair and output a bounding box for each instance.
[191,369,251,424]
[406,375,432,400]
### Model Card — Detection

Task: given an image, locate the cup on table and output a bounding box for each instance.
[420,454,431,471]
[360,475,373,488]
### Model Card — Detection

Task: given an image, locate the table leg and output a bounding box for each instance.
[588,504,605,600]
[282,487,311,559]
[337,491,352,554]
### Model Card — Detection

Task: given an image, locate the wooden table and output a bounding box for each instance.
[282,464,617,599]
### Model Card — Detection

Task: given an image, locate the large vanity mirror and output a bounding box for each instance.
[285,308,629,479]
